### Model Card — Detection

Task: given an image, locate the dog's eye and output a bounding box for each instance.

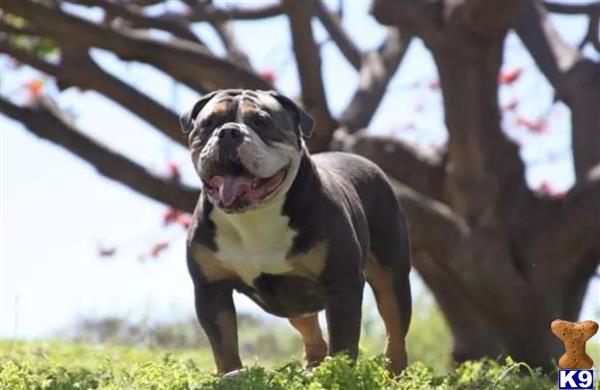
[202,118,215,129]
[253,118,268,129]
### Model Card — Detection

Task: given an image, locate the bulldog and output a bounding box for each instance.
[181,89,412,374]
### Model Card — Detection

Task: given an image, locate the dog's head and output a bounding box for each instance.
[180,89,314,213]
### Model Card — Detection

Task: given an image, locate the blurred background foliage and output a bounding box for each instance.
[48,286,452,373]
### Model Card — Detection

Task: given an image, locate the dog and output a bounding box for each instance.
[180,89,412,374]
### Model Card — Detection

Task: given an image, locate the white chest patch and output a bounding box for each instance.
[211,197,297,285]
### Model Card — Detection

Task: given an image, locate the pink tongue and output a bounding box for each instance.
[210,175,253,207]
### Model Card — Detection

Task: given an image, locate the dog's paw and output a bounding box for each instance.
[304,340,328,368]
[223,367,247,378]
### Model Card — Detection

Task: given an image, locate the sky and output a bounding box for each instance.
[1,0,598,339]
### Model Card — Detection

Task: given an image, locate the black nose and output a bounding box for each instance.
[218,126,242,142]
[217,126,243,162]
[218,127,242,146]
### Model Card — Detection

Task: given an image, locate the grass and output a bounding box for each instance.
[2,289,598,389]
[1,340,567,389]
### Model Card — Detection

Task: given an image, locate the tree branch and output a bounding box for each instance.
[125,0,165,7]
[153,3,284,25]
[373,0,528,225]
[542,1,600,15]
[516,1,600,180]
[338,28,412,133]
[391,179,468,262]
[67,0,204,44]
[283,0,337,153]
[523,166,600,274]
[0,37,58,75]
[410,251,501,361]
[210,21,253,70]
[312,0,362,70]
[390,181,493,338]
[185,3,284,23]
[0,40,186,147]
[332,130,446,201]
[370,0,441,40]
[587,11,600,52]
[2,0,272,93]
[0,96,199,212]
[546,0,600,52]
[0,18,39,36]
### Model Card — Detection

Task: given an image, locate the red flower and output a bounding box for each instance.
[24,79,44,102]
[166,161,181,181]
[259,70,276,85]
[7,58,22,69]
[162,207,181,226]
[515,117,547,134]
[499,67,522,85]
[177,213,193,229]
[538,181,552,194]
[503,99,519,112]
[150,240,170,258]
[399,122,416,131]
[98,246,117,258]
[162,207,191,229]
[428,79,440,90]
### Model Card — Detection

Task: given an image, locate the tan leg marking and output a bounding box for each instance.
[215,311,242,373]
[365,257,408,375]
[289,242,327,279]
[289,314,328,367]
[191,244,237,282]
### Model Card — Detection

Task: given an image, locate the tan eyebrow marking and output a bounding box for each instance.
[239,101,257,117]
[212,102,231,118]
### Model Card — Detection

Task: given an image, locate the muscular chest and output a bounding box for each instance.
[213,206,297,284]
[193,199,326,286]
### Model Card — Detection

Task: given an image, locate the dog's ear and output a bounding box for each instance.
[180,91,219,133]
[268,91,315,139]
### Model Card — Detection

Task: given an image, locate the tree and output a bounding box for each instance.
[1,0,598,370]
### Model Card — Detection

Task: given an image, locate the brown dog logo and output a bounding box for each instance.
[551,319,599,369]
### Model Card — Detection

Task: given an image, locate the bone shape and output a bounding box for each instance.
[551,319,598,369]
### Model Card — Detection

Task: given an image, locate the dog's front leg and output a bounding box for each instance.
[324,272,365,360]
[194,282,242,373]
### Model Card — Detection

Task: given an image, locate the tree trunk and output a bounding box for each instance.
[372,0,599,370]
[3,0,599,372]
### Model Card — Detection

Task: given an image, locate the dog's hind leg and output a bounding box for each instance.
[366,196,412,374]
[289,314,328,367]
[365,258,411,374]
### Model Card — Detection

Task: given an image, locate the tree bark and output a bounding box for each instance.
[2,0,598,372]
[372,0,599,369]
[0,97,198,211]
[283,0,338,152]
[515,1,600,181]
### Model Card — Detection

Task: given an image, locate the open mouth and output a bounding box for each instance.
[203,167,287,212]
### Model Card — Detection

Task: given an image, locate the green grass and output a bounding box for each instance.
[1,340,579,390]
[3,288,598,389]
[43,290,454,375]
